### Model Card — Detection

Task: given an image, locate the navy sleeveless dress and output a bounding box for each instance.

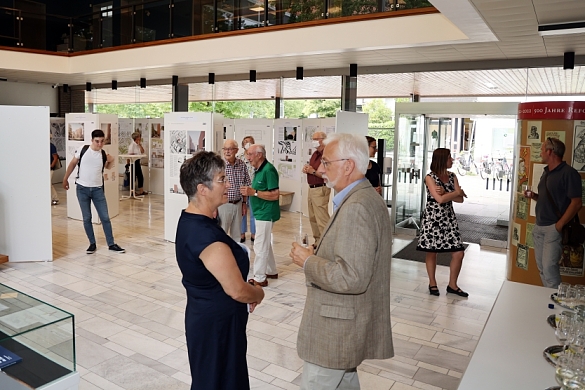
[175,211,250,390]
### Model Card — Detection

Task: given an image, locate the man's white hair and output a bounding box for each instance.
[322,133,369,174]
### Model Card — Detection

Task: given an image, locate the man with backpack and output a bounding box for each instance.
[62,129,125,254]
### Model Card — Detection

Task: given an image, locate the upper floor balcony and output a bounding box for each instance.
[0,0,433,54]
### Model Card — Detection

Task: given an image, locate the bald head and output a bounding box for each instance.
[247,144,267,169]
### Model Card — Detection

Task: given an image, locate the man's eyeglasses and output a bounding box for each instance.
[222,147,237,152]
[321,158,349,168]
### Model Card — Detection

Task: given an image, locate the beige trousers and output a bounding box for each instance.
[307,185,331,245]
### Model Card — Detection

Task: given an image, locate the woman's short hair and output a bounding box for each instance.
[365,136,376,146]
[430,148,451,174]
[131,131,141,141]
[180,151,225,201]
[323,133,369,174]
[242,136,255,147]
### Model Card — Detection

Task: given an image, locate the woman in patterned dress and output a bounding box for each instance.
[416,148,469,297]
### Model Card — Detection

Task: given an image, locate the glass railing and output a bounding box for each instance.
[0,0,433,53]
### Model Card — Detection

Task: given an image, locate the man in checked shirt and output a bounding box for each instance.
[217,139,251,240]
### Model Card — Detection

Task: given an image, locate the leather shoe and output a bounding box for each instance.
[240,237,245,243]
[248,279,268,287]
[446,285,469,297]
[429,285,440,296]
[266,274,278,279]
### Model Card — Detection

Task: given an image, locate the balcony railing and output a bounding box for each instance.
[0,0,433,53]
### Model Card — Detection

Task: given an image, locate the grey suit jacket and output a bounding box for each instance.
[297,179,394,369]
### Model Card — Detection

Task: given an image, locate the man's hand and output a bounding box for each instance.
[302,164,313,174]
[62,180,69,190]
[290,242,314,268]
[240,186,251,197]
[242,202,247,216]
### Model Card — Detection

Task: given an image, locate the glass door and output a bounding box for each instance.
[393,114,427,234]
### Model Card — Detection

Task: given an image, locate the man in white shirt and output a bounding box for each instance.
[63,129,125,254]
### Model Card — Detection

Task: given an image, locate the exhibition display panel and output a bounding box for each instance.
[509,101,585,285]
[163,112,222,242]
[0,283,78,390]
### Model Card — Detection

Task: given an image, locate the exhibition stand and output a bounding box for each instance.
[163,112,223,242]
[0,106,52,262]
[509,101,585,285]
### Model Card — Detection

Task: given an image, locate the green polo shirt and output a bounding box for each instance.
[250,159,280,222]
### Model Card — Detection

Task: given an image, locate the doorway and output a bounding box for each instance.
[392,102,518,244]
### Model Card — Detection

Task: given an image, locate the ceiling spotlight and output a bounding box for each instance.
[296,67,303,80]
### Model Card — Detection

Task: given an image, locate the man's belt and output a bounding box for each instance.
[228,199,241,204]
[309,183,325,189]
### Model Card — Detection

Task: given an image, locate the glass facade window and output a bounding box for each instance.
[0,0,435,52]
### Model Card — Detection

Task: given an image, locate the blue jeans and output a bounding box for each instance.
[241,198,256,235]
[76,184,115,247]
[533,224,562,288]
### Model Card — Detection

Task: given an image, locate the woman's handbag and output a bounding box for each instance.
[544,173,585,246]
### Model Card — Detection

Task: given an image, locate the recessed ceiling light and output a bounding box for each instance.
[484,82,498,89]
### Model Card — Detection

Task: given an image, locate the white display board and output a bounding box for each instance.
[274,119,302,212]
[50,118,66,184]
[164,112,222,242]
[335,111,369,136]
[65,113,119,222]
[0,106,53,262]
[149,119,164,195]
[234,119,274,162]
[218,119,234,152]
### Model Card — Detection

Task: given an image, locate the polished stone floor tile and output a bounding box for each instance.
[0,189,508,389]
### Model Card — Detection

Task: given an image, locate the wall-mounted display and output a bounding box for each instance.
[68,122,84,141]
[510,101,585,285]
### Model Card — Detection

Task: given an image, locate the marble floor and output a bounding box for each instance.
[0,188,508,390]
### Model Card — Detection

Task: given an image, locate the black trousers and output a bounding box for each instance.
[131,159,144,188]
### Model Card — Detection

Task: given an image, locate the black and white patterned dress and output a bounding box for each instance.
[416,171,465,253]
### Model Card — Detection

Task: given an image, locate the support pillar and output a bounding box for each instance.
[341,75,357,112]
[173,84,189,112]
[275,97,284,118]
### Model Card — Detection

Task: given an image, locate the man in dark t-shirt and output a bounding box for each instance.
[525,137,582,288]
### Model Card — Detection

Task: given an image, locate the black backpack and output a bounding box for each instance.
[76,145,107,185]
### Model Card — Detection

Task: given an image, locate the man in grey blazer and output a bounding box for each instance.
[290,133,393,389]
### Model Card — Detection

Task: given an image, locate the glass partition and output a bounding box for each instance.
[394,114,427,233]
[0,7,20,48]
[0,0,435,52]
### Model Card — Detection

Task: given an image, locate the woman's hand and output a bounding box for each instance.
[375,186,382,195]
[436,186,444,195]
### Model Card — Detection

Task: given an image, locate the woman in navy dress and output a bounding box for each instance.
[175,151,265,390]
[416,148,469,298]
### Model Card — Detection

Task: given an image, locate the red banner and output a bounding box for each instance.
[518,101,585,120]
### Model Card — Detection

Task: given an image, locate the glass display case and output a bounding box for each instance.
[0,283,78,390]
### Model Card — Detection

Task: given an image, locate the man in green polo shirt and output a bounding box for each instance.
[240,144,280,287]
